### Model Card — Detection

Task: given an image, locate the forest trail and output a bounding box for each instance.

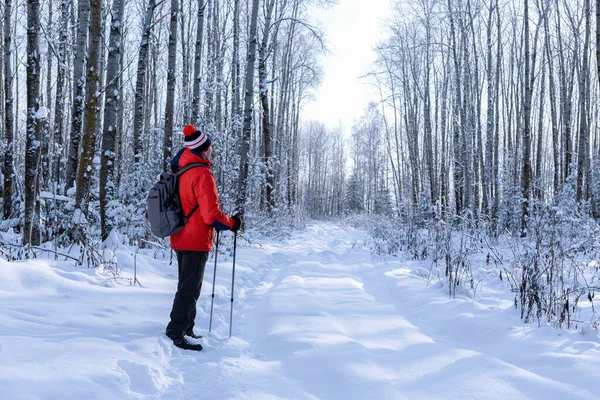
[1,223,600,399]
[175,224,600,400]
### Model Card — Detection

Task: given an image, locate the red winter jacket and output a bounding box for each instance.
[169,148,234,252]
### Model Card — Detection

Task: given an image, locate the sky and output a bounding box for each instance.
[303,0,392,132]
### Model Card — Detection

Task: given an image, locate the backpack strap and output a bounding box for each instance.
[175,163,207,221]
[175,162,207,176]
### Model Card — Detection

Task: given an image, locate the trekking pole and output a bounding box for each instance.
[229,231,238,337]
[208,230,220,333]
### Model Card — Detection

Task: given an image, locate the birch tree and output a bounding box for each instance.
[576,0,592,202]
[23,0,41,246]
[100,0,125,241]
[258,0,276,210]
[74,0,102,215]
[163,0,179,169]
[65,0,90,192]
[597,0,600,89]
[237,0,260,214]
[521,0,533,236]
[53,0,69,194]
[133,0,157,166]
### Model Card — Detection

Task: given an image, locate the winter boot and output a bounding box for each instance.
[172,338,203,351]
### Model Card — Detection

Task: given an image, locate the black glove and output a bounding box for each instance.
[231,214,243,232]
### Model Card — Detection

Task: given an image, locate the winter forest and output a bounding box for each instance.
[1,0,600,397]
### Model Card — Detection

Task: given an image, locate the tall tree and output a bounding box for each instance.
[65,0,90,192]
[191,0,205,124]
[543,0,560,197]
[24,0,42,246]
[576,0,592,201]
[597,0,600,90]
[100,0,125,241]
[133,0,157,166]
[237,0,260,214]
[74,0,102,216]
[259,0,276,210]
[163,0,179,169]
[230,0,241,133]
[53,0,69,194]
[521,0,533,236]
[484,0,496,216]
[3,0,14,220]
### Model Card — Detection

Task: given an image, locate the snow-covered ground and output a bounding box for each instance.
[1,223,599,399]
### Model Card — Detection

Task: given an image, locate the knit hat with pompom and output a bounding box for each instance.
[183,125,211,152]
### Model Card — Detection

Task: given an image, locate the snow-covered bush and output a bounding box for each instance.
[503,199,600,330]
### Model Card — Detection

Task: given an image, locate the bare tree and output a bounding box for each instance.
[74,0,102,215]
[65,0,90,192]
[100,0,125,241]
[543,0,560,197]
[576,0,592,202]
[53,0,69,194]
[24,0,42,246]
[259,0,276,210]
[237,0,260,214]
[3,0,14,220]
[597,0,600,89]
[230,0,241,132]
[133,0,157,165]
[191,0,205,124]
[521,0,533,236]
[163,0,179,169]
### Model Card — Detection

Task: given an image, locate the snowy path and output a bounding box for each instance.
[1,223,600,399]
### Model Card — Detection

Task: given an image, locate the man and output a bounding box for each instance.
[166,124,241,351]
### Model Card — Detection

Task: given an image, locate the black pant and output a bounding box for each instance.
[166,250,209,340]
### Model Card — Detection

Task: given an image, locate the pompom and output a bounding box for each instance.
[183,125,197,136]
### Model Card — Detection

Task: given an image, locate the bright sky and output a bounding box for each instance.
[303,0,392,132]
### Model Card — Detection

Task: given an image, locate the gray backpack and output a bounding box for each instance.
[146,163,206,238]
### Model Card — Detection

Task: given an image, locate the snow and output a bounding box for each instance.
[40,191,71,202]
[1,223,599,399]
[34,106,48,119]
[72,208,88,225]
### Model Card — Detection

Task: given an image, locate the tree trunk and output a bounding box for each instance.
[114,55,125,191]
[65,0,90,192]
[484,0,495,217]
[440,53,449,217]
[521,0,532,237]
[24,0,42,246]
[423,3,435,206]
[259,0,276,211]
[544,3,560,198]
[180,7,190,123]
[231,0,240,132]
[492,3,501,231]
[53,0,69,194]
[43,0,53,185]
[74,0,102,215]
[597,0,600,92]
[576,0,591,202]
[133,0,156,165]
[535,63,546,200]
[203,0,213,126]
[237,0,260,214]
[191,0,205,124]
[163,0,179,169]
[100,0,125,241]
[448,0,463,216]
[557,2,574,183]
[3,0,14,220]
